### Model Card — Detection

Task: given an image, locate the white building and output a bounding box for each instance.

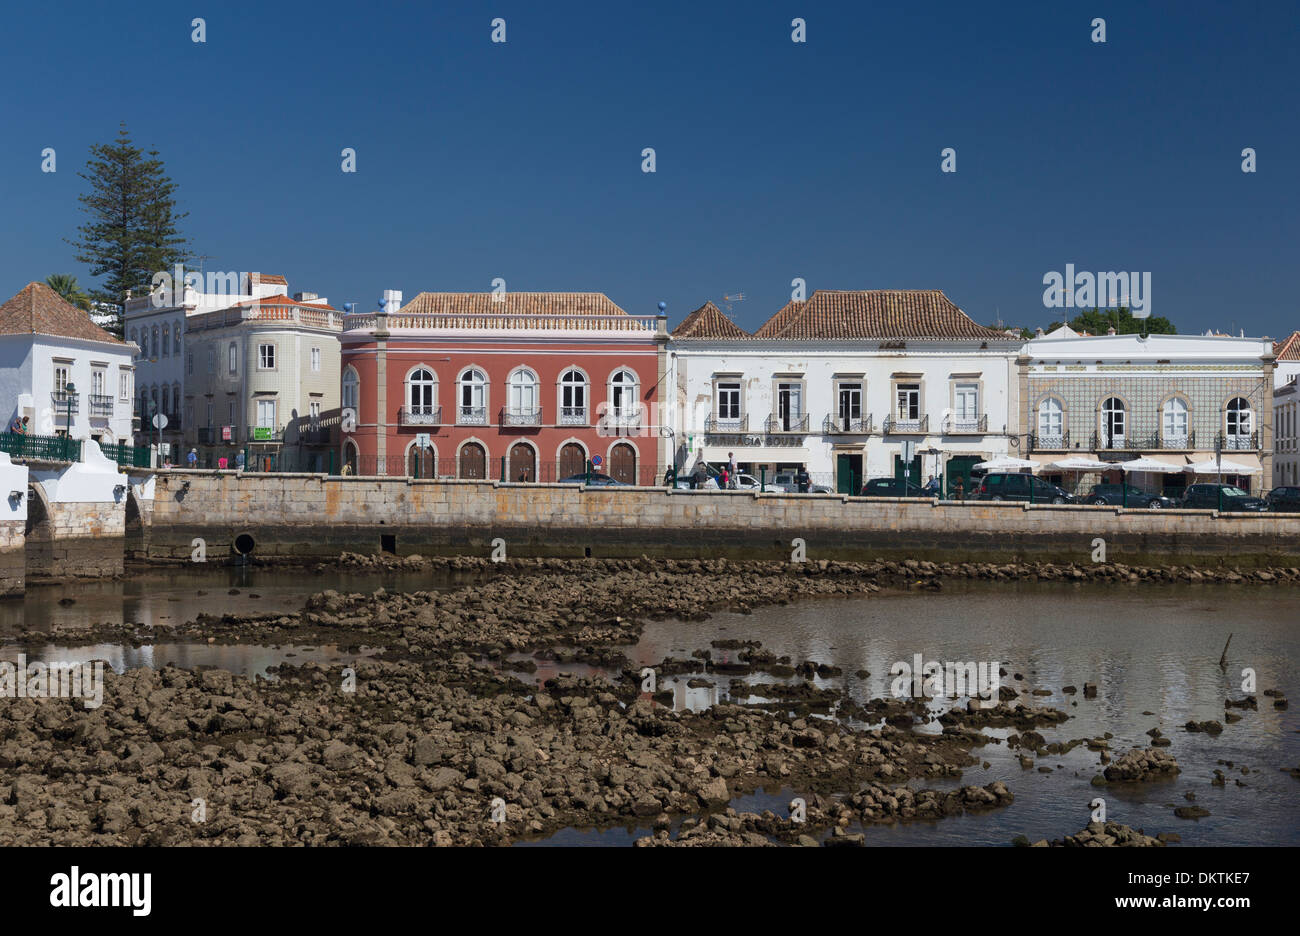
[1273,376,1298,489]
[667,291,1023,492]
[1273,331,1300,388]
[0,282,137,444]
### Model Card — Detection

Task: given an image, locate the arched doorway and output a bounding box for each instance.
[459,441,486,479]
[559,442,586,479]
[407,442,436,478]
[509,443,535,483]
[343,441,358,475]
[609,442,637,485]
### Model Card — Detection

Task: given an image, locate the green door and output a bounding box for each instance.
[893,453,921,486]
[836,453,863,494]
[945,455,980,498]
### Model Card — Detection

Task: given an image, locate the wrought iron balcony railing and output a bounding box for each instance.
[882,414,928,434]
[704,414,748,434]
[1218,430,1258,451]
[51,391,79,414]
[503,407,542,427]
[942,414,987,434]
[1027,431,1069,452]
[457,405,488,426]
[399,405,442,426]
[823,414,872,434]
[88,394,115,416]
[765,412,810,434]
[559,406,588,426]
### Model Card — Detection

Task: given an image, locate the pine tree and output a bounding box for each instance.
[66,123,189,335]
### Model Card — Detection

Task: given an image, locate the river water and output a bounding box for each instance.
[3,570,1296,846]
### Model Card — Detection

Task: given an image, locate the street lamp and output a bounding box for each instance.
[63,381,76,460]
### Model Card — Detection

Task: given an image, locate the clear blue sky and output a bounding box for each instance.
[2,0,1296,337]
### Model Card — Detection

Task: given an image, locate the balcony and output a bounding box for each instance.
[942,414,987,434]
[823,414,872,434]
[765,412,810,434]
[705,414,748,434]
[559,406,588,426]
[51,391,79,414]
[1027,431,1069,452]
[196,427,218,444]
[399,405,442,426]
[882,415,928,434]
[457,406,488,426]
[1218,430,1259,451]
[502,407,542,427]
[88,394,115,417]
[1092,431,1142,452]
[598,406,642,434]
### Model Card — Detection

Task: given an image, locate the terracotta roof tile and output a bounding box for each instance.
[1274,331,1300,360]
[752,290,1014,341]
[671,301,751,338]
[232,294,337,312]
[0,282,124,344]
[399,292,628,316]
[252,273,288,285]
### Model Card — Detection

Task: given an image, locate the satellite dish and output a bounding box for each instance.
[152,413,168,430]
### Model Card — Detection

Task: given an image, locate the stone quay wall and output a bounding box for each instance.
[0,520,24,596]
[144,471,1300,568]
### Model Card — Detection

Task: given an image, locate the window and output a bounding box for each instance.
[609,369,638,418]
[560,369,587,424]
[172,384,180,414]
[408,368,437,414]
[151,327,159,358]
[837,382,862,429]
[140,330,149,358]
[118,371,131,402]
[507,368,538,415]
[228,401,237,426]
[458,368,487,424]
[776,382,803,430]
[91,368,105,397]
[1162,398,1189,445]
[1225,398,1252,445]
[954,383,979,429]
[1100,397,1126,445]
[205,400,213,427]
[173,322,182,353]
[161,385,170,416]
[186,352,193,376]
[257,399,275,428]
[311,347,321,372]
[229,342,239,374]
[895,383,920,425]
[161,327,169,357]
[1037,398,1063,444]
[717,382,742,423]
[207,348,215,374]
[259,344,275,370]
[185,403,194,428]
[309,401,321,420]
[342,367,359,411]
[130,329,139,358]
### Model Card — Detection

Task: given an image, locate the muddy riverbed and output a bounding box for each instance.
[0,558,1295,846]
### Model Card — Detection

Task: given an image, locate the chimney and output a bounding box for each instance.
[380,289,402,313]
[294,292,318,302]
[1106,326,1117,335]
[1034,327,1044,338]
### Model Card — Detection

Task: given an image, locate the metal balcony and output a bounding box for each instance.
[882,415,928,434]
[88,394,115,417]
[765,412,810,434]
[1027,431,1069,452]
[559,406,588,426]
[457,406,488,426]
[704,414,747,434]
[399,405,442,426]
[942,414,987,434]
[823,414,872,434]
[1217,430,1258,451]
[503,407,542,427]
[51,391,79,414]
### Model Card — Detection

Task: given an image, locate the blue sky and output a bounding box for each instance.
[2,0,1296,336]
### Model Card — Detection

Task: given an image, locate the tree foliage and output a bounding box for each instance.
[45,274,92,311]
[66,123,189,334]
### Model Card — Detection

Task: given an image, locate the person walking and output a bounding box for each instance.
[719,465,730,490]
[664,464,677,487]
[186,447,198,468]
[692,459,708,490]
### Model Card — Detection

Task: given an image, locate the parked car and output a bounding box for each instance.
[859,477,927,498]
[1180,483,1268,512]
[972,472,1077,504]
[772,471,832,494]
[1084,483,1176,509]
[1265,486,1300,512]
[558,472,630,487]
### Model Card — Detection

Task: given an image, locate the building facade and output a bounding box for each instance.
[339,291,668,483]
[667,291,1023,492]
[182,294,342,470]
[0,282,136,444]
[1022,326,1275,494]
[1273,376,1298,489]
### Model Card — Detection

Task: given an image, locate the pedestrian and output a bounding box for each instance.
[186,447,198,468]
[692,460,708,490]
[728,451,737,479]
[664,464,677,487]
[720,465,730,490]
[955,477,965,501]
[8,416,21,434]
[341,462,353,476]
[924,474,940,495]
[21,417,28,434]
[235,451,245,471]
[795,467,811,493]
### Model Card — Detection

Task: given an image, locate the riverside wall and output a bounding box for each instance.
[144,471,1300,568]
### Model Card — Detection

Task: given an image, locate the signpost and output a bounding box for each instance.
[900,440,917,488]
[415,433,431,477]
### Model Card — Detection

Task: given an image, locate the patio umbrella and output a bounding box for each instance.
[972,456,1039,471]
[1046,457,1120,471]
[1185,458,1261,475]
[1116,457,1185,473]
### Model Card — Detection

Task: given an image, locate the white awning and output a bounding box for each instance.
[1116,456,1186,473]
[972,456,1038,471]
[1047,457,1120,471]
[1186,456,1262,475]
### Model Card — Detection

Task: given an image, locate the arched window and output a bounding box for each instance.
[130,329,139,358]
[173,322,182,352]
[560,369,587,425]
[609,368,639,419]
[1162,398,1189,446]
[172,384,181,417]
[161,326,170,357]
[151,327,159,358]
[507,368,538,420]
[161,385,170,417]
[1100,397,1125,446]
[342,367,359,411]
[458,369,487,424]
[1036,398,1063,446]
[407,368,437,414]
[228,342,238,374]
[139,329,148,358]
[1225,398,1253,448]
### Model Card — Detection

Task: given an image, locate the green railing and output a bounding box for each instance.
[0,431,82,462]
[103,441,153,469]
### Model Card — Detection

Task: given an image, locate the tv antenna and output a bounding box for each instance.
[720,292,746,318]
